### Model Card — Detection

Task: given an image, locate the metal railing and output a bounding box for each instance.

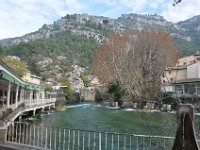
[5,121,175,150]
[24,98,56,108]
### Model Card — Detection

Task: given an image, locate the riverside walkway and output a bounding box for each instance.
[0,98,56,150]
[0,60,56,123]
[0,60,57,149]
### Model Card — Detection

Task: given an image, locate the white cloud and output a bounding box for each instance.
[120,0,148,12]
[161,0,200,22]
[0,0,86,39]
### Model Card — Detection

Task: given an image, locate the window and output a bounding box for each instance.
[184,84,196,95]
[197,84,200,94]
[175,85,183,95]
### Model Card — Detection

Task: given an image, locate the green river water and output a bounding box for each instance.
[35,103,179,137]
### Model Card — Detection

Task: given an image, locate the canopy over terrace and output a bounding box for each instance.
[0,60,44,112]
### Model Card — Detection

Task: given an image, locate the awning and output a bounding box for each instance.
[0,70,43,91]
[0,70,23,86]
[25,84,41,91]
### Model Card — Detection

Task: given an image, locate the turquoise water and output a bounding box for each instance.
[9,104,200,149]
[35,104,178,137]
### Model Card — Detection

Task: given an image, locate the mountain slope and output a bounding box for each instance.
[1,13,200,55]
[1,30,99,86]
[1,13,200,86]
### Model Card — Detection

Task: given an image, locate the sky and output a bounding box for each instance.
[0,0,200,40]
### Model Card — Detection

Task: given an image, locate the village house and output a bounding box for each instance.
[22,72,41,85]
[162,52,200,104]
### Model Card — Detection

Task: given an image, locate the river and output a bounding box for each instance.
[34,103,178,137]
[6,103,200,149]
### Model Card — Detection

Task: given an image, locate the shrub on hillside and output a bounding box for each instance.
[66,92,80,104]
[95,89,104,103]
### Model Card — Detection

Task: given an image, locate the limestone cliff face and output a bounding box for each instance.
[1,13,200,47]
[1,13,200,92]
[0,13,111,45]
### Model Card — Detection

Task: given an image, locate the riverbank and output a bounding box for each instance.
[65,102,160,112]
[63,102,200,116]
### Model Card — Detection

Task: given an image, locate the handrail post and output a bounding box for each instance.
[4,122,8,144]
[99,132,101,150]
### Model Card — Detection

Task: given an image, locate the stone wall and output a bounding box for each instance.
[80,87,95,101]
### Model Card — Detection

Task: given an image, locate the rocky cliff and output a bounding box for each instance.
[1,13,200,90]
[1,13,200,52]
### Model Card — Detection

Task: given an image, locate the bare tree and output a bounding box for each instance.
[92,29,180,104]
